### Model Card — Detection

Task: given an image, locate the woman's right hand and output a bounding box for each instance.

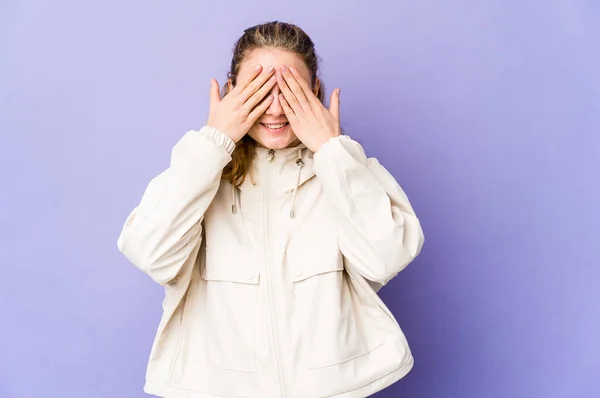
[207,65,277,143]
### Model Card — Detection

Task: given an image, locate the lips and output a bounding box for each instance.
[261,122,289,130]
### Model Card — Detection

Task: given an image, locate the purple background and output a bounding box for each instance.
[1,1,599,397]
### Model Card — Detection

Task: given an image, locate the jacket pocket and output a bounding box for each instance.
[289,239,344,282]
[287,237,383,370]
[196,247,260,373]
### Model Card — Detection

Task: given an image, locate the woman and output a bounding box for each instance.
[117,21,424,398]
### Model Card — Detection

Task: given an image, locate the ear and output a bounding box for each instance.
[227,79,234,93]
[312,77,321,96]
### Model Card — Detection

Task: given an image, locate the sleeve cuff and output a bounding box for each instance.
[198,125,236,156]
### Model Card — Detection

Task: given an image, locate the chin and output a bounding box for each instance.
[248,126,300,149]
[262,138,298,149]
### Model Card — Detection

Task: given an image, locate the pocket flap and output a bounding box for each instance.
[201,247,260,285]
[287,238,343,283]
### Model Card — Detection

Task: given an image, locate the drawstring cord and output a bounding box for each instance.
[231,148,305,219]
[231,183,238,214]
[290,148,304,219]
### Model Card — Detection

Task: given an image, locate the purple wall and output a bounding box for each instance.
[2,1,599,397]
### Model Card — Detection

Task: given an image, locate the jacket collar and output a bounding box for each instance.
[237,143,317,195]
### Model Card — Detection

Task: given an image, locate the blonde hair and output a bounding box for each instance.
[221,21,324,187]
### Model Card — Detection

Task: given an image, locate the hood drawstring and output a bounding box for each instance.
[230,147,305,219]
[231,184,238,214]
[290,148,304,219]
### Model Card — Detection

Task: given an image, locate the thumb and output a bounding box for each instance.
[209,79,221,107]
[329,88,341,121]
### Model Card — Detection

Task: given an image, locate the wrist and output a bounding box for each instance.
[314,133,338,153]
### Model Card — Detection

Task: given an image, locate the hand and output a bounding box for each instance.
[207,65,277,143]
[277,65,341,153]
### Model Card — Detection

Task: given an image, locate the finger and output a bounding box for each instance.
[329,88,341,121]
[230,64,264,97]
[209,79,221,108]
[278,93,298,124]
[280,66,311,111]
[243,74,277,112]
[289,67,320,108]
[277,69,303,116]
[247,94,275,123]
[238,65,276,102]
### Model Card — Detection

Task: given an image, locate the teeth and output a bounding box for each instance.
[264,123,287,129]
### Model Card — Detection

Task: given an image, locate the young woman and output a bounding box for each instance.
[117,21,424,398]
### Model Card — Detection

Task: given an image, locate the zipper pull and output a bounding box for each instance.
[267,149,275,162]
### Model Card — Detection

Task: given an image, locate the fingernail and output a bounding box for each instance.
[268,65,274,72]
[255,64,262,70]
[268,94,274,100]
[337,88,341,95]
[280,66,287,73]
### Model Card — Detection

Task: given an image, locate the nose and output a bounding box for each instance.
[265,84,283,116]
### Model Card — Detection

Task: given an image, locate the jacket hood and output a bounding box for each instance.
[232,143,316,218]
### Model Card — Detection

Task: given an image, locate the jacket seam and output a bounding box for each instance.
[318,140,365,219]
[322,354,413,398]
[120,134,209,256]
[119,133,202,253]
[166,288,186,385]
[321,140,392,285]
[159,379,274,398]
[151,354,412,398]
[119,182,169,254]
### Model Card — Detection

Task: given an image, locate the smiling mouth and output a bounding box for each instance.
[261,122,289,130]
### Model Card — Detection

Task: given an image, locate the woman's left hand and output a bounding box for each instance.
[277,65,341,153]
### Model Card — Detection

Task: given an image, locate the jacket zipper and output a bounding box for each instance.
[263,148,287,397]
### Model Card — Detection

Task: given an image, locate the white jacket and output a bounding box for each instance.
[117,126,425,398]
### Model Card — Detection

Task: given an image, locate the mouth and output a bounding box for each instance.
[260,122,290,134]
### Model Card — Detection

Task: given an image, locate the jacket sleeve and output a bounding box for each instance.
[312,135,424,290]
[117,126,235,286]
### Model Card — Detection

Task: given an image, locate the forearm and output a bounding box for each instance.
[313,135,424,286]
[117,126,235,285]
